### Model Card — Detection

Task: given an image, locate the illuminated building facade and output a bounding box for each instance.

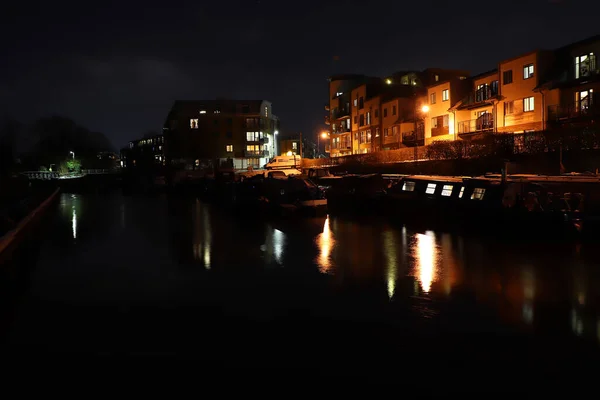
[120,134,165,170]
[163,99,280,170]
[326,34,600,156]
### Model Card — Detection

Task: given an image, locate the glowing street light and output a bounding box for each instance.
[69,151,75,159]
[321,131,328,139]
[385,78,392,85]
[421,105,430,113]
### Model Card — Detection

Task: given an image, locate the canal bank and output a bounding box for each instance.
[1,190,599,385]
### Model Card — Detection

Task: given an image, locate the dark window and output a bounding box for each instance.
[375,109,379,118]
[226,131,232,138]
[430,93,436,104]
[241,105,250,113]
[358,97,364,109]
[354,116,358,124]
[491,80,499,95]
[383,108,388,118]
[392,105,397,116]
[503,70,513,85]
[359,114,365,126]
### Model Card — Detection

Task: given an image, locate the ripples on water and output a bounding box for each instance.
[55,193,600,344]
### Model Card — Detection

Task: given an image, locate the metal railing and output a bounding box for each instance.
[244,150,270,157]
[548,102,600,122]
[458,117,494,134]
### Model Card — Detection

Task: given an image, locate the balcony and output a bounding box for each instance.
[401,132,425,147]
[244,150,270,158]
[548,102,600,123]
[325,116,330,125]
[458,115,494,136]
[325,145,330,153]
[332,107,350,120]
[459,87,499,109]
[332,124,351,134]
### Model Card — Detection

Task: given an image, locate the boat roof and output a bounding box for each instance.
[403,175,467,183]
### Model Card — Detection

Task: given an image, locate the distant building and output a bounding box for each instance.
[279,138,301,156]
[163,99,280,170]
[120,135,165,170]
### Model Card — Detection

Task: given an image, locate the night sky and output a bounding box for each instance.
[1,0,598,150]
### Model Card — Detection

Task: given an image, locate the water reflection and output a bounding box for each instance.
[413,231,438,293]
[192,199,211,269]
[383,230,398,299]
[522,266,535,325]
[59,193,79,241]
[316,216,335,273]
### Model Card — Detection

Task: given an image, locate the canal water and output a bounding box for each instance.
[3,191,600,384]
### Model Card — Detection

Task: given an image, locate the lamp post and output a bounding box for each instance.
[413,104,429,162]
[69,151,75,160]
[318,131,328,157]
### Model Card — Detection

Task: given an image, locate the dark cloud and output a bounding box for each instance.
[1,0,599,148]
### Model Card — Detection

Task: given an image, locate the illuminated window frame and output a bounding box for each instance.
[402,181,415,192]
[458,186,465,198]
[441,185,453,196]
[425,183,437,194]
[471,188,486,200]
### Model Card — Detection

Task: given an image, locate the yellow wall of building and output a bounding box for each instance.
[497,52,543,133]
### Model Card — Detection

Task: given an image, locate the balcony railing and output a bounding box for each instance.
[548,102,600,122]
[332,107,350,120]
[332,125,351,134]
[460,87,499,108]
[458,116,494,135]
[401,132,425,147]
[244,150,270,158]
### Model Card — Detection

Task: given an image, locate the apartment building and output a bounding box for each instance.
[327,74,366,157]
[163,99,279,170]
[327,34,600,156]
[541,35,600,128]
[120,134,165,170]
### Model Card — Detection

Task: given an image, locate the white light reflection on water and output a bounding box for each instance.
[383,230,398,299]
[70,194,77,240]
[522,266,535,325]
[273,229,285,264]
[316,216,335,273]
[192,199,211,269]
[413,231,438,293]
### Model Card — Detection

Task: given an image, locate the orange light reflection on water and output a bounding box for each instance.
[414,231,438,293]
[316,216,335,273]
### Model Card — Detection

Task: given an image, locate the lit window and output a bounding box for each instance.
[402,181,415,192]
[459,76,467,80]
[431,117,438,128]
[214,108,221,114]
[575,53,595,79]
[292,142,297,150]
[226,145,233,152]
[458,186,465,198]
[434,74,439,82]
[199,110,207,114]
[524,97,535,112]
[523,64,534,79]
[336,91,343,96]
[190,119,198,129]
[246,132,259,141]
[265,106,268,117]
[158,145,162,150]
[353,98,357,107]
[425,183,437,194]
[441,185,453,196]
[471,188,486,200]
[442,89,449,101]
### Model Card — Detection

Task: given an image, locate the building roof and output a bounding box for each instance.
[471,68,498,80]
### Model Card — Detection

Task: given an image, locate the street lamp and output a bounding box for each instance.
[69,151,75,159]
[317,131,329,157]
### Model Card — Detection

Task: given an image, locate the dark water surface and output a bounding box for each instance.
[3,191,600,385]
